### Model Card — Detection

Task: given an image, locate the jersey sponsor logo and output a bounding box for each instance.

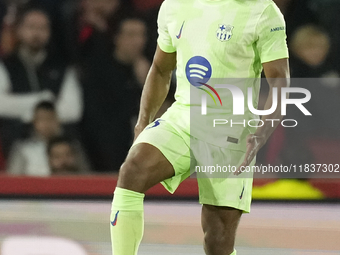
[216,24,234,42]
[111,211,119,226]
[176,21,185,39]
[185,56,222,106]
[270,26,285,32]
[146,119,164,129]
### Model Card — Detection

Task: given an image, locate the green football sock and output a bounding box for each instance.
[110,187,145,255]
[230,250,237,255]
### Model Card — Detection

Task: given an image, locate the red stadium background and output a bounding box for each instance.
[0,175,339,200]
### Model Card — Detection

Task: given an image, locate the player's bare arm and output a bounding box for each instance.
[134,45,176,140]
[235,58,290,174]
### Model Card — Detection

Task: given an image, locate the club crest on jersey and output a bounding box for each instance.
[216,24,233,42]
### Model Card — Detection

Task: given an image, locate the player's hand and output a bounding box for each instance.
[133,123,148,142]
[234,134,266,176]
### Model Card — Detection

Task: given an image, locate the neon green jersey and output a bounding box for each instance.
[157,0,289,149]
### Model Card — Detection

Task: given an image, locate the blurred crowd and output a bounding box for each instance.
[0,0,339,176]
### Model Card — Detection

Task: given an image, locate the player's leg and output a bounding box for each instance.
[195,145,255,255]
[111,143,175,255]
[117,142,175,193]
[110,119,191,255]
[201,205,241,255]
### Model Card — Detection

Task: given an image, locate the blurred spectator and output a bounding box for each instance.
[63,0,122,62]
[0,0,31,56]
[113,16,150,86]
[7,101,90,176]
[0,8,83,157]
[136,5,159,62]
[80,16,149,172]
[81,0,120,32]
[7,101,61,176]
[48,136,90,175]
[283,25,340,171]
[310,0,340,71]
[0,1,16,56]
[0,0,74,58]
[289,25,337,78]
[288,25,340,136]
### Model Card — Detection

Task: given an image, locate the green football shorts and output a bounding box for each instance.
[132,118,254,213]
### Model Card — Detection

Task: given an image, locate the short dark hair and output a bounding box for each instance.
[47,136,74,156]
[34,101,55,113]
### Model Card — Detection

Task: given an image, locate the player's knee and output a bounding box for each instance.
[204,230,234,255]
[117,158,149,192]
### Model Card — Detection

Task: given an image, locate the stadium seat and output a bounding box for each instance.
[1,236,88,255]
